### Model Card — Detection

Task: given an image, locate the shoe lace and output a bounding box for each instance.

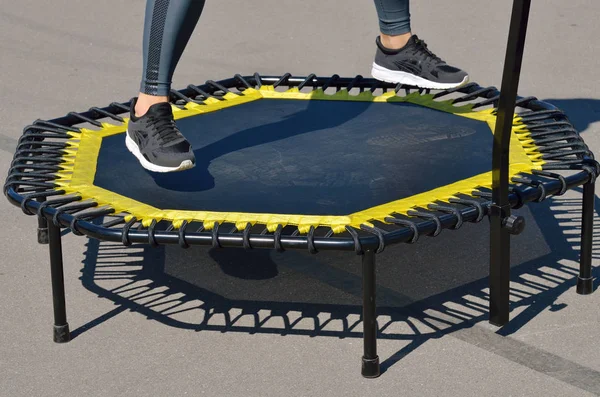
[150,117,185,146]
[412,38,443,63]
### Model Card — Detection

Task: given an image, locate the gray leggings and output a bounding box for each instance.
[140,0,410,96]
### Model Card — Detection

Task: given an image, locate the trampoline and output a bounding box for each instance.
[4,0,599,378]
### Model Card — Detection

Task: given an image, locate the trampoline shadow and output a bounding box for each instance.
[544,98,600,135]
[72,191,600,374]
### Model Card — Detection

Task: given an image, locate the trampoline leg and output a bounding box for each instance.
[489,209,511,327]
[36,197,49,244]
[361,250,380,378]
[48,221,71,343]
[577,181,595,295]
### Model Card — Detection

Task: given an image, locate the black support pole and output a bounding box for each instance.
[577,180,595,294]
[489,0,532,327]
[361,250,380,378]
[36,197,49,244]
[48,220,71,343]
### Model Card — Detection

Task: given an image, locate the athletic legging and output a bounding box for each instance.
[140,0,410,96]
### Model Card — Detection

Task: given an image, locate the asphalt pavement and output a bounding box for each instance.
[1,1,599,396]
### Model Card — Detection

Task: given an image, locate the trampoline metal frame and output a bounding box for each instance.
[4,0,599,378]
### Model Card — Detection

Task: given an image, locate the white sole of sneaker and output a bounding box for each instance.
[125,133,195,173]
[371,63,469,90]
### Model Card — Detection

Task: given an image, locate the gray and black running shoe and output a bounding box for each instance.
[126,99,195,173]
[371,35,469,89]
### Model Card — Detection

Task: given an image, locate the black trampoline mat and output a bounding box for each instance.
[94,98,493,215]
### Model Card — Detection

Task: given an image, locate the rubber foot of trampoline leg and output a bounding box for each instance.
[38,227,49,244]
[361,356,380,378]
[53,324,71,343]
[577,277,594,295]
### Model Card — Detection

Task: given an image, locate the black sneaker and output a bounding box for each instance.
[371,35,469,89]
[126,98,195,173]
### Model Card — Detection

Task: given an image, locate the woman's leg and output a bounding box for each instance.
[373,0,412,49]
[136,0,206,117]
[126,0,206,173]
[371,0,469,89]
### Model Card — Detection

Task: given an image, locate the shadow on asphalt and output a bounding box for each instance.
[544,98,600,135]
[69,189,600,374]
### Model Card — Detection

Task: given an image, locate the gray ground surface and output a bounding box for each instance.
[1,1,600,396]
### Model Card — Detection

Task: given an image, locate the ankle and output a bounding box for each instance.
[380,32,412,50]
[135,93,169,117]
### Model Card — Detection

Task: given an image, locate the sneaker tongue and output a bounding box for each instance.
[406,34,420,47]
[146,102,173,118]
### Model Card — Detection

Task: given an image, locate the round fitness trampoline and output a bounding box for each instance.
[51,76,548,234]
[4,2,599,378]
